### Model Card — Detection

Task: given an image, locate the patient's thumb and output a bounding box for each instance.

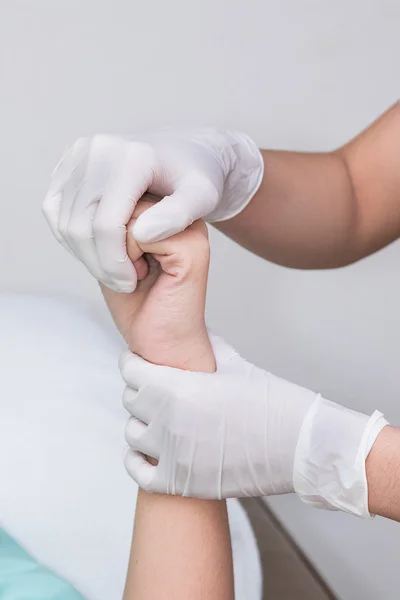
[132,188,205,244]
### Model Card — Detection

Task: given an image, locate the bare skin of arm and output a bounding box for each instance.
[217,101,400,269]
[367,426,400,521]
[101,199,234,600]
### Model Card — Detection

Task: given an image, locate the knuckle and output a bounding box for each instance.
[122,386,135,411]
[42,191,61,218]
[123,452,136,478]
[42,207,51,222]
[92,216,111,238]
[123,458,131,478]
[124,451,150,490]
[42,203,52,221]
[137,474,149,491]
[124,429,133,447]
[125,418,142,445]
[92,133,113,149]
[58,223,69,240]
[42,196,52,215]
[120,360,133,384]
[63,137,90,167]
[92,134,126,159]
[127,139,153,157]
[71,136,89,153]
[68,220,91,243]
[124,423,136,446]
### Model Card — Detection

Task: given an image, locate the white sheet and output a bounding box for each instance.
[0,294,261,600]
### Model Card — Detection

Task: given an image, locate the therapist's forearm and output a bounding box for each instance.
[123,343,234,600]
[367,426,400,521]
[216,102,400,269]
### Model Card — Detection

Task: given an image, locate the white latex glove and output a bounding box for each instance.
[121,334,387,518]
[42,130,263,292]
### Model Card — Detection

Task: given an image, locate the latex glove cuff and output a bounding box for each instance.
[294,396,388,518]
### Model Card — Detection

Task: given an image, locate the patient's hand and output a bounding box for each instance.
[101,197,215,371]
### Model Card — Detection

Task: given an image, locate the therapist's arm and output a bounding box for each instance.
[367,425,400,521]
[101,200,234,600]
[217,101,400,269]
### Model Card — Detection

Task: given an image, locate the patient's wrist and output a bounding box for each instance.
[132,328,216,373]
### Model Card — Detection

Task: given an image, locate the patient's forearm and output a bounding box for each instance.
[125,490,233,599]
[123,344,234,600]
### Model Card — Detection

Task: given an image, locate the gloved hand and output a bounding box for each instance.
[42,129,263,293]
[121,335,387,518]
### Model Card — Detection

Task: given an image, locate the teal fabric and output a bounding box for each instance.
[0,529,85,600]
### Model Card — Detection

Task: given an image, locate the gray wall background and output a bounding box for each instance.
[1,1,399,598]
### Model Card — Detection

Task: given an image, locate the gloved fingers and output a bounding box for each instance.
[91,144,155,292]
[42,190,74,255]
[133,182,219,244]
[122,386,139,413]
[57,162,99,265]
[119,350,168,388]
[125,416,160,459]
[43,138,100,263]
[48,139,91,254]
[42,138,89,236]
[50,138,91,191]
[94,218,137,293]
[57,185,80,255]
[65,150,122,286]
[124,448,158,491]
[66,200,113,284]
[122,384,174,424]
